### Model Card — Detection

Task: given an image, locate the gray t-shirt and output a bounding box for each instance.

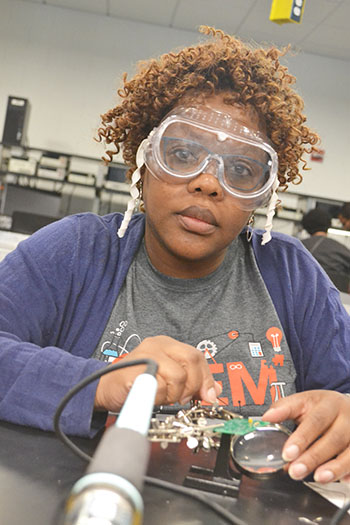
[93,236,296,417]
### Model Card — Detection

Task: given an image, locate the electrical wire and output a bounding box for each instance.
[144,475,248,525]
[53,358,249,525]
[53,358,158,462]
[54,360,347,525]
[330,501,350,525]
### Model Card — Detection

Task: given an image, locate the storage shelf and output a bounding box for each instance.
[0,143,130,222]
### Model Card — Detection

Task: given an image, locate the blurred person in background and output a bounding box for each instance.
[338,202,350,231]
[302,208,350,293]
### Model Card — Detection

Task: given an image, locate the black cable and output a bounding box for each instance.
[330,501,350,525]
[145,475,249,525]
[53,358,158,462]
[54,360,345,525]
[54,357,249,525]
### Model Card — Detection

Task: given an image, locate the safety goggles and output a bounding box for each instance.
[143,106,278,211]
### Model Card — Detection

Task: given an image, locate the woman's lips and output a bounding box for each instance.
[177,206,218,234]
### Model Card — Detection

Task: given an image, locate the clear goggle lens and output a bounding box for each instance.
[161,136,271,193]
[144,108,278,211]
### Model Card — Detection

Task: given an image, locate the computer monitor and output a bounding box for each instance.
[106,165,128,183]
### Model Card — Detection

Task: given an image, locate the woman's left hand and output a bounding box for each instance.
[262,390,350,483]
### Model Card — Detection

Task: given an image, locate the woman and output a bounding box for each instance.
[0,27,349,485]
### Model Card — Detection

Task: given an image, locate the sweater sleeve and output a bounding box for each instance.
[291,251,350,393]
[253,231,350,394]
[0,215,108,437]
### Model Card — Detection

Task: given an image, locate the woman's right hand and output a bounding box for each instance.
[94,335,221,412]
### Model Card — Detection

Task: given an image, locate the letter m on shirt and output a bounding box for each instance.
[227,360,278,406]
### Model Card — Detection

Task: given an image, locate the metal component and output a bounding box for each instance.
[186,436,199,450]
[149,401,242,452]
[64,486,139,525]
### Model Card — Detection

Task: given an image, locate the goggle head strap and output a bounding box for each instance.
[261,176,279,245]
[117,139,147,238]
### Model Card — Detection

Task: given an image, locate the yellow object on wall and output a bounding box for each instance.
[269,0,306,25]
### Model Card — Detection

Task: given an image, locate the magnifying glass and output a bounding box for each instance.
[230,423,291,479]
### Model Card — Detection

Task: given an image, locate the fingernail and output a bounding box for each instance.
[314,470,334,484]
[180,396,192,406]
[283,444,300,462]
[289,463,308,480]
[206,387,217,404]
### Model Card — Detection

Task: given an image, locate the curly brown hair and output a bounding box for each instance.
[96,26,320,189]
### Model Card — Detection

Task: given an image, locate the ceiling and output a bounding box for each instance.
[20,0,349,61]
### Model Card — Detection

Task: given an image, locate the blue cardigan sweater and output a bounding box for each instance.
[0,212,349,436]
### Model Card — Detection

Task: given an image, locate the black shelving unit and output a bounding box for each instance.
[0,143,130,226]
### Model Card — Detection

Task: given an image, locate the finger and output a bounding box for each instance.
[128,348,188,405]
[313,446,350,483]
[98,346,188,409]
[151,374,167,404]
[341,474,350,483]
[197,363,220,404]
[287,417,350,481]
[262,392,310,423]
[114,336,219,407]
[118,337,189,403]
[172,345,205,401]
[161,338,218,404]
[214,381,223,396]
[285,411,337,461]
[157,356,188,404]
[263,393,338,462]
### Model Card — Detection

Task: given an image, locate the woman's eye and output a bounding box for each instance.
[229,162,253,178]
[171,147,196,163]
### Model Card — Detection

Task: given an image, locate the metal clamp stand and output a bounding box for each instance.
[183,433,241,497]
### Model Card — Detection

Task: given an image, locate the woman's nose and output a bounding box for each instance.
[187,158,224,198]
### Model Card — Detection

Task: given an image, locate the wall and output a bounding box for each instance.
[0,0,349,201]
